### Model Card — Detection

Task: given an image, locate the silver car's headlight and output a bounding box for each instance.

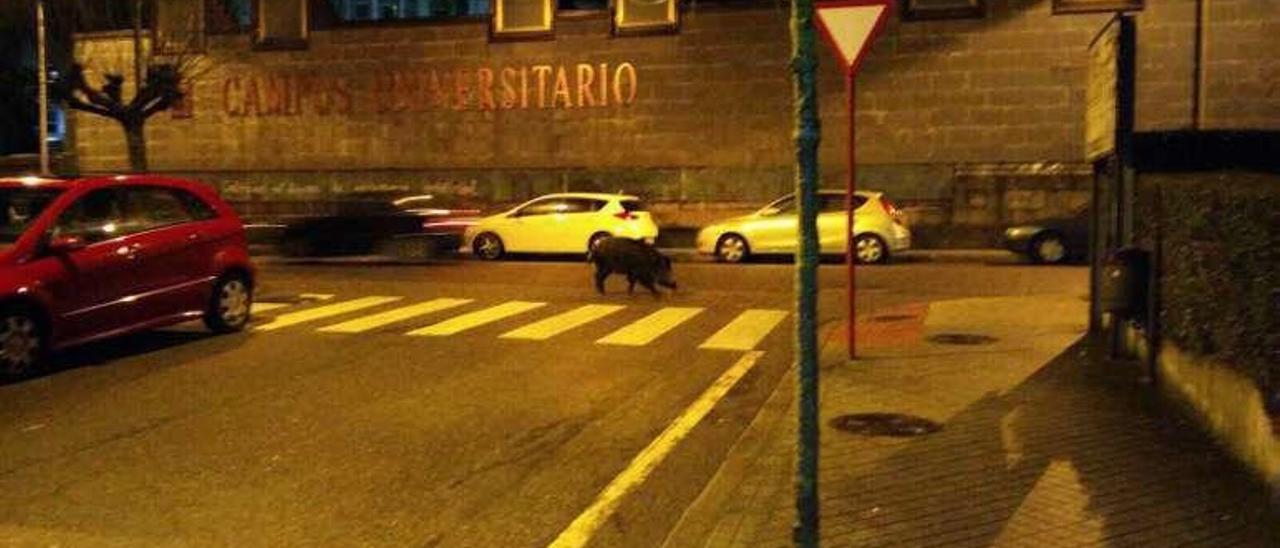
[1005,226,1038,238]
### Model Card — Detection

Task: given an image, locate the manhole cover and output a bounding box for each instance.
[927,333,998,346]
[830,413,942,437]
[870,314,915,323]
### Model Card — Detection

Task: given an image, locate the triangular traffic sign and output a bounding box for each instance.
[815,0,892,73]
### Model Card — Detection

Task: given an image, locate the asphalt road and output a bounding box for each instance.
[0,257,1086,546]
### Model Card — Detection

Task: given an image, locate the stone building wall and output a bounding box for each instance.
[68,0,1280,245]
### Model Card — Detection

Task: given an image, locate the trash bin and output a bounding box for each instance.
[1100,247,1150,319]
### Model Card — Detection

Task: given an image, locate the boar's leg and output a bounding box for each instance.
[627,274,637,295]
[594,265,611,294]
[638,273,660,298]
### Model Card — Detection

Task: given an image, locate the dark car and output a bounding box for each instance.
[1002,204,1090,264]
[272,193,481,259]
[0,175,255,380]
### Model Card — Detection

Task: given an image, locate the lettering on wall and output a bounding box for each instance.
[218,179,480,199]
[220,62,639,118]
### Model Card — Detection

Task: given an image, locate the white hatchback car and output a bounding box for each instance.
[696,190,911,264]
[465,192,659,260]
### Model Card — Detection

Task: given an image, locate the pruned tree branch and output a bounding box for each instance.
[61,95,114,118]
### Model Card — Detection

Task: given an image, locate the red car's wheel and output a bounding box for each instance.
[205,273,253,333]
[0,305,46,382]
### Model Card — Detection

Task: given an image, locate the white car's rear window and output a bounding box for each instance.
[621,200,647,212]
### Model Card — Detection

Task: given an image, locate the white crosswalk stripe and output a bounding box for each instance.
[256,296,403,332]
[596,307,705,346]
[500,304,626,341]
[318,298,473,333]
[698,309,789,351]
[407,301,547,336]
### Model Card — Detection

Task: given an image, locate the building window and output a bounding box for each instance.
[330,0,489,20]
[207,0,253,33]
[559,0,606,12]
[492,0,553,39]
[227,0,252,27]
[45,106,65,149]
[255,0,309,50]
[1052,0,1143,14]
[613,0,678,35]
[900,0,984,21]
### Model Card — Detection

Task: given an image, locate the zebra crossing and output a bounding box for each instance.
[250,296,788,351]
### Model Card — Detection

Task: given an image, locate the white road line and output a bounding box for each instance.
[250,302,290,313]
[406,301,547,336]
[299,293,335,301]
[548,351,767,548]
[595,307,704,346]
[255,296,402,332]
[317,298,473,333]
[698,309,789,351]
[499,305,626,341]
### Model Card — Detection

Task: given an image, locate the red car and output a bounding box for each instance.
[0,175,255,380]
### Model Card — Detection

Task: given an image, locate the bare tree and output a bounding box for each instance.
[49,0,206,172]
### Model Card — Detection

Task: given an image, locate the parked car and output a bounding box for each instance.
[464,192,658,260]
[0,175,255,380]
[1002,204,1090,264]
[273,193,482,259]
[696,190,911,264]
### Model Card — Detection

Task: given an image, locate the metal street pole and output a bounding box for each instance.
[36,0,49,175]
[789,0,822,543]
[845,71,856,360]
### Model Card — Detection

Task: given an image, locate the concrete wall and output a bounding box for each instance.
[67,0,1280,243]
[1124,328,1280,492]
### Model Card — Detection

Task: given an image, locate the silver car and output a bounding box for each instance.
[696,190,911,264]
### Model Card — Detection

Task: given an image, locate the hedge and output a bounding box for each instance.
[1136,171,1280,393]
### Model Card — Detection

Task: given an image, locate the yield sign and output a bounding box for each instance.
[815,0,892,73]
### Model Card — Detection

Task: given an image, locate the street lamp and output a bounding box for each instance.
[36,0,49,175]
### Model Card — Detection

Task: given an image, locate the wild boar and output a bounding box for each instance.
[588,237,677,297]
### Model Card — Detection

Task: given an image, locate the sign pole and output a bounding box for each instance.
[814,0,890,361]
[846,71,856,360]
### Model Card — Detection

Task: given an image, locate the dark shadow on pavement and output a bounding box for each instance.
[821,338,1277,546]
[39,328,250,379]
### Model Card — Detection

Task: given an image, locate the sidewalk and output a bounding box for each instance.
[252,248,1019,265]
[663,295,1277,547]
[657,248,1018,264]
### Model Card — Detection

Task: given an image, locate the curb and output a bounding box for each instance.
[252,248,1020,266]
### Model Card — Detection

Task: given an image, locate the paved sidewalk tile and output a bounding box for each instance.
[664,295,1277,548]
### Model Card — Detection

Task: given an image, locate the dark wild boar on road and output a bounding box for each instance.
[588,237,678,297]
